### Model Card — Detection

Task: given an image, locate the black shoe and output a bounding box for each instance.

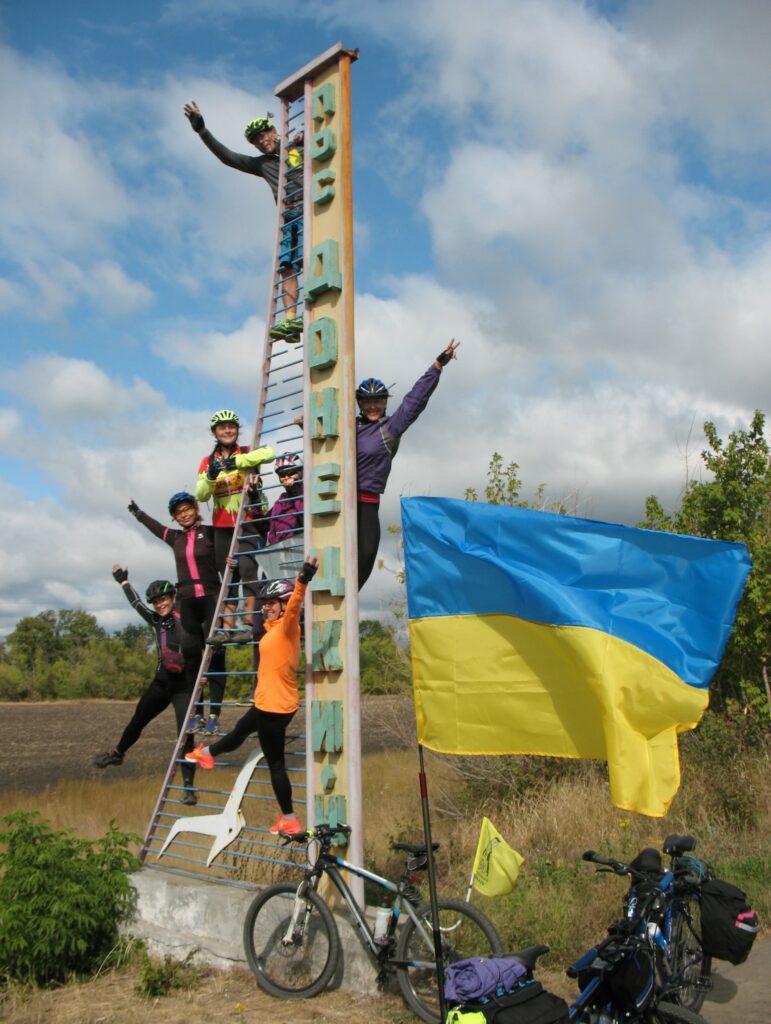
[92,749,123,769]
[181,790,197,806]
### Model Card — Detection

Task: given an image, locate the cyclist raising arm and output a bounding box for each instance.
[186,556,318,835]
[356,338,459,588]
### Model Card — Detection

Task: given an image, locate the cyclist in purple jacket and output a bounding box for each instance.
[357,339,460,588]
[267,453,304,546]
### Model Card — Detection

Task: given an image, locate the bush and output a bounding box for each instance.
[135,947,202,998]
[0,811,140,986]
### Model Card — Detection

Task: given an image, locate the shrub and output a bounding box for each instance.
[135,947,202,998]
[0,811,140,986]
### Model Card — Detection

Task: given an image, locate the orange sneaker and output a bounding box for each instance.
[184,743,214,770]
[269,815,302,836]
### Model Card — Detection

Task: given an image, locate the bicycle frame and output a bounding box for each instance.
[290,844,438,970]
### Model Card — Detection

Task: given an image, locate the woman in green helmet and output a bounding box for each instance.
[195,409,275,643]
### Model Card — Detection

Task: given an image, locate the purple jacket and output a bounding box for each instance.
[267,492,304,545]
[356,364,441,495]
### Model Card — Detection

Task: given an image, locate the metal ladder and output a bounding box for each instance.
[139,90,310,884]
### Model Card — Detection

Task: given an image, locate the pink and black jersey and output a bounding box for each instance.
[134,510,220,599]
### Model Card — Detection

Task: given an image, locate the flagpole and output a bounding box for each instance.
[418,743,447,1023]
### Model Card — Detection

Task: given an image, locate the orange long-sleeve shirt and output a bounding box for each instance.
[254,578,307,714]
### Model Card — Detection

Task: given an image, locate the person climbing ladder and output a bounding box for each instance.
[183,103,304,342]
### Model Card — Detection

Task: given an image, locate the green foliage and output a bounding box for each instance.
[465,452,526,506]
[0,609,155,701]
[0,811,140,987]
[135,947,202,998]
[360,619,411,693]
[641,411,770,714]
[678,707,770,829]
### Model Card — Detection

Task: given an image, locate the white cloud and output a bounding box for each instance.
[156,315,266,390]
[4,356,165,421]
[85,262,155,316]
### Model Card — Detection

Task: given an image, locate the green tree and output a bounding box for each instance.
[359,619,411,694]
[57,608,106,649]
[113,622,154,652]
[641,411,770,713]
[4,611,63,673]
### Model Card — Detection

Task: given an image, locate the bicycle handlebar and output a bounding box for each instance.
[582,850,633,877]
[279,822,353,846]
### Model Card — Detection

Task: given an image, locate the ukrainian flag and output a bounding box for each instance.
[401,497,751,817]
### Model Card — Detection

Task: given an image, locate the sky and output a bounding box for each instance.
[0,0,769,636]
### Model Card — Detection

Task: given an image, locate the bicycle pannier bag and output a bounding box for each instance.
[445,980,569,1024]
[606,946,654,1013]
[700,879,759,965]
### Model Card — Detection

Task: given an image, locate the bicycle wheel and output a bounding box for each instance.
[395,898,504,1023]
[667,899,712,1012]
[649,1000,710,1024]
[243,882,340,998]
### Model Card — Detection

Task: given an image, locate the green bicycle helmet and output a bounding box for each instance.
[245,114,275,142]
[210,409,241,431]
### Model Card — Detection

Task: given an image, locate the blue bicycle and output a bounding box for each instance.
[583,834,711,1012]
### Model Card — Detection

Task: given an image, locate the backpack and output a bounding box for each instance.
[445,980,569,1024]
[700,878,759,965]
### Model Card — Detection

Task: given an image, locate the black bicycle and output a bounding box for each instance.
[242,822,503,1022]
[583,834,711,1012]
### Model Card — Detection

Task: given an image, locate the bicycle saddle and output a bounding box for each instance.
[391,841,440,855]
[663,834,695,855]
[506,944,550,974]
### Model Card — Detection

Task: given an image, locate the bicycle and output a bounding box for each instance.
[504,926,709,1024]
[242,822,503,1023]
[582,835,711,1014]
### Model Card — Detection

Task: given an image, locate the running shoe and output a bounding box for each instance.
[269,316,303,341]
[181,790,197,806]
[236,691,255,706]
[228,628,255,644]
[203,715,220,736]
[185,714,204,734]
[92,748,123,769]
[184,744,214,770]
[269,815,302,836]
[205,630,228,645]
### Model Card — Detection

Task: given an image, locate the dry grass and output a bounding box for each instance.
[0,963,412,1024]
[3,735,768,1018]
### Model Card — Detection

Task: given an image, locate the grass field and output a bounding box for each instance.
[1,700,768,1023]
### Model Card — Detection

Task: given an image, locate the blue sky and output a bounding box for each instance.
[0,0,769,635]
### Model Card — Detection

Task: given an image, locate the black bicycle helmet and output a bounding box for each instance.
[146,580,176,602]
[355,377,391,400]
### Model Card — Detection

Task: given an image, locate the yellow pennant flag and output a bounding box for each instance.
[472,817,524,897]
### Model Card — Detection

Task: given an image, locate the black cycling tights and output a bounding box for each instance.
[357,501,381,589]
[209,707,296,815]
[116,674,195,788]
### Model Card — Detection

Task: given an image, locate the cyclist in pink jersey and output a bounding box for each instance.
[128,491,226,737]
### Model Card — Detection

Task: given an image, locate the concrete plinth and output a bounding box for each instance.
[125,867,379,993]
